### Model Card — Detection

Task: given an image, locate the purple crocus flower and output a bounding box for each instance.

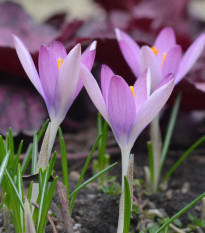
[14,36,96,160]
[80,64,174,182]
[115,27,205,90]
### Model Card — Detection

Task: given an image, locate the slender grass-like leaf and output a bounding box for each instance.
[58,127,69,196]
[70,133,102,214]
[31,133,38,175]
[0,193,7,210]
[17,164,24,231]
[14,140,23,174]
[156,191,205,233]
[0,136,6,162]
[27,181,33,202]
[24,199,36,233]
[37,119,49,141]
[37,176,58,233]
[68,162,117,199]
[0,151,10,185]
[162,135,205,183]
[22,120,49,174]
[123,176,131,233]
[147,141,154,186]
[21,144,32,174]
[5,169,24,209]
[160,93,181,174]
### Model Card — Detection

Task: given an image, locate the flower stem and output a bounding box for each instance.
[117,147,132,233]
[150,114,162,192]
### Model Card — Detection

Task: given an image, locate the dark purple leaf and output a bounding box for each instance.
[0,85,46,136]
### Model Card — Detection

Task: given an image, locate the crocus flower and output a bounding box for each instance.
[80,64,174,181]
[115,27,205,90]
[14,35,96,162]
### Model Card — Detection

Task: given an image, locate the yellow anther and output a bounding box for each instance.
[57,58,64,70]
[161,53,167,66]
[151,46,159,56]
[130,86,135,98]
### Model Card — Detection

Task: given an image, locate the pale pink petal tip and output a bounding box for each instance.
[90,41,97,51]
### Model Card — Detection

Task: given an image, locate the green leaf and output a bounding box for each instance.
[68,162,117,199]
[21,144,32,174]
[17,164,24,231]
[5,169,24,209]
[27,181,33,202]
[31,133,38,175]
[0,151,10,185]
[58,127,69,196]
[37,176,58,233]
[70,133,102,214]
[123,176,131,233]
[160,93,181,174]
[147,141,154,186]
[14,140,23,174]
[162,134,205,183]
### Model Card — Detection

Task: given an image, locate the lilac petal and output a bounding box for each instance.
[49,41,67,60]
[195,83,205,92]
[13,35,44,98]
[115,28,141,77]
[140,46,162,92]
[101,65,114,106]
[80,64,110,123]
[162,45,182,77]
[38,45,59,110]
[128,74,174,149]
[74,41,97,100]
[55,44,81,122]
[175,33,205,85]
[108,75,136,145]
[133,69,150,113]
[154,27,176,56]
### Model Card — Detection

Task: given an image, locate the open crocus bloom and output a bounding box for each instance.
[14,36,96,159]
[115,27,205,91]
[80,64,174,180]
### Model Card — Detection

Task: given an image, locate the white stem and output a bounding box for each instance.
[117,146,131,233]
[150,113,162,192]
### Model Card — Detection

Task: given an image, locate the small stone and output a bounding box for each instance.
[166,190,173,199]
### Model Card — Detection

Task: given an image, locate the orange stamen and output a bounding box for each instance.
[161,53,167,66]
[130,86,135,98]
[151,46,159,56]
[57,58,64,70]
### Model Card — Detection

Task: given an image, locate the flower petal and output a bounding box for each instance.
[175,33,205,84]
[38,45,59,111]
[101,64,114,106]
[13,35,44,98]
[49,41,67,60]
[115,28,141,77]
[133,69,150,113]
[108,75,136,145]
[80,64,110,123]
[162,45,182,77]
[55,44,81,122]
[140,46,162,92]
[74,41,97,100]
[154,27,176,54]
[129,74,174,149]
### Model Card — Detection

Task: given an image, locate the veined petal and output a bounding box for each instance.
[55,44,81,122]
[74,41,97,100]
[80,64,110,124]
[115,28,141,77]
[128,74,174,149]
[154,27,176,60]
[101,64,114,106]
[108,75,136,145]
[162,45,182,77]
[133,69,150,113]
[140,46,162,92]
[49,41,67,60]
[38,45,59,110]
[175,33,205,85]
[13,35,44,98]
